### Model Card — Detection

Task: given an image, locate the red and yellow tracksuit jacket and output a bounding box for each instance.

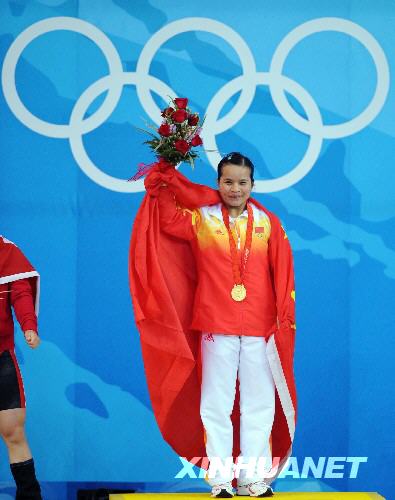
[154,187,295,339]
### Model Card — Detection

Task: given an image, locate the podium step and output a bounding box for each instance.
[110,494,385,499]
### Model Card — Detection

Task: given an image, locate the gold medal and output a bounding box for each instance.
[231,284,247,301]
[221,203,253,304]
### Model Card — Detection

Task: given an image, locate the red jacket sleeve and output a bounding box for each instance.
[268,214,296,333]
[10,278,38,333]
[154,187,200,241]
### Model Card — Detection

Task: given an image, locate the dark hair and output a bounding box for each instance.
[217,152,255,183]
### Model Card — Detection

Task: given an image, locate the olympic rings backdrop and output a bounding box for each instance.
[0,0,394,498]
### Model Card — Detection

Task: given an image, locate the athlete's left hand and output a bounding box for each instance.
[24,330,40,349]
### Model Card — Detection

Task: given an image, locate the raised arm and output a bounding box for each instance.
[157,187,200,240]
[145,167,200,241]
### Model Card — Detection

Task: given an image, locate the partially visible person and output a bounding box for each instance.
[0,235,42,500]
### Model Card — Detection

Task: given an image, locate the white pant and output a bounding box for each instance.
[200,334,275,486]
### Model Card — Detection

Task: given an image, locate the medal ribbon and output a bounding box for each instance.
[221,202,254,286]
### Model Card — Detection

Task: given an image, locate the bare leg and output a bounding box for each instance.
[0,408,32,463]
[0,408,41,499]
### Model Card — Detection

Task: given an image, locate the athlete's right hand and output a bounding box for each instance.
[24,330,40,349]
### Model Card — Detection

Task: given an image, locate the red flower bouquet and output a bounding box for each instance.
[130,97,204,180]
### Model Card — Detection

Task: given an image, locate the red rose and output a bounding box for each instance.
[174,98,188,109]
[172,109,188,123]
[161,107,174,117]
[188,114,199,126]
[190,135,203,146]
[158,123,171,136]
[174,139,190,155]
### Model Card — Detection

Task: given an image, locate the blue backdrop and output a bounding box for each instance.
[0,1,394,498]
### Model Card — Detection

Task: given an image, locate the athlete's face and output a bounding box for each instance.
[218,163,253,214]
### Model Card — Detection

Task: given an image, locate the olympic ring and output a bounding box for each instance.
[269,17,390,139]
[69,73,174,192]
[1,16,390,192]
[1,17,124,139]
[135,17,257,132]
[203,72,323,192]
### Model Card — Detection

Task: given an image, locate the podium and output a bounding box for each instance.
[109,493,385,499]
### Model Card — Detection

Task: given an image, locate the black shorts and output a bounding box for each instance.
[0,350,26,411]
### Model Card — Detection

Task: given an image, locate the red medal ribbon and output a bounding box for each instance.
[221,202,254,287]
